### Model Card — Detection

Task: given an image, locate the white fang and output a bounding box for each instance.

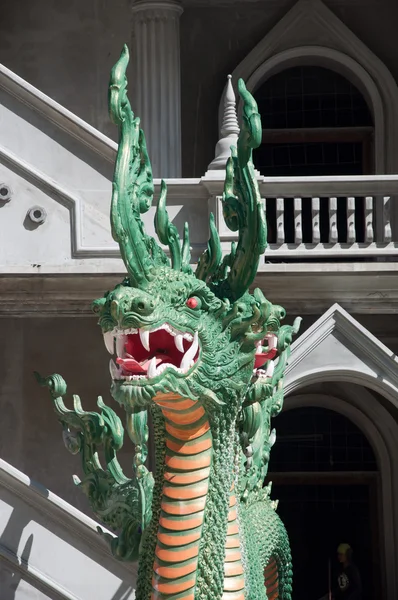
[175,334,184,353]
[109,359,120,379]
[103,331,114,355]
[269,428,276,447]
[265,360,275,379]
[148,357,157,378]
[116,335,126,358]
[180,331,199,372]
[140,329,150,352]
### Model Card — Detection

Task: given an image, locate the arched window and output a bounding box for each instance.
[253,66,373,177]
[252,67,375,245]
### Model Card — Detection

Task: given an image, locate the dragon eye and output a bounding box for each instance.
[186,297,200,309]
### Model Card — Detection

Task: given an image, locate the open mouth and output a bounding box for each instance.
[103,324,200,381]
[254,333,278,379]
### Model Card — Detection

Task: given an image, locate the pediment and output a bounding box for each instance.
[231,0,386,86]
[284,304,398,402]
[222,0,398,174]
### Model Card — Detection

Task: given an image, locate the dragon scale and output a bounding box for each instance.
[37,46,301,599]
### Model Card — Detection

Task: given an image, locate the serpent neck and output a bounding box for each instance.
[151,393,213,600]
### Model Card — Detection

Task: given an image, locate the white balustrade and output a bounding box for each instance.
[365,196,374,243]
[276,197,285,244]
[210,175,398,258]
[312,197,320,244]
[294,197,303,244]
[329,197,338,244]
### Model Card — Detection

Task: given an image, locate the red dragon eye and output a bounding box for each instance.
[186,297,199,309]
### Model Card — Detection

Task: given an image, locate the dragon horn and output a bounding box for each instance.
[109,46,166,286]
[217,78,266,300]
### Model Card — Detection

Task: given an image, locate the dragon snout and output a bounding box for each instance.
[110,293,155,323]
[131,295,155,316]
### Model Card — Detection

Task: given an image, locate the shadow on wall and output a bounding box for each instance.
[0,505,36,599]
[111,582,135,600]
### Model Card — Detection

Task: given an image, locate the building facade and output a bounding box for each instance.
[1,0,398,598]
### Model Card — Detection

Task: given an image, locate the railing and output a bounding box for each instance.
[211,175,398,258]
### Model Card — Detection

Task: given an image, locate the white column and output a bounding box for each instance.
[131,0,183,178]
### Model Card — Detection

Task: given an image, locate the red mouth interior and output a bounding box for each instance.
[254,338,278,369]
[116,329,195,375]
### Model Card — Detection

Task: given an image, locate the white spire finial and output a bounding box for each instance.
[207,74,239,171]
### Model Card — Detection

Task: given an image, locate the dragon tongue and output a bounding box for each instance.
[116,356,164,375]
[116,357,146,373]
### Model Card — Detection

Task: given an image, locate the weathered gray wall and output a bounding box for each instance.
[0,316,134,514]
[0,0,132,141]
[1,0,398,177]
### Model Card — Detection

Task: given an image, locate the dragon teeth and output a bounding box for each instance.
[116,335,126,357]
[180,331,198,372]
[148,357,157,378]
[175,334,184,353]
[269,428,276,447]
[140,329,150,351]
[267,334,277,350]
[109,359,120,379]
[103,331,114,355]
[265,360,275,379]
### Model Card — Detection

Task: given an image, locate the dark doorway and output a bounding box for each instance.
[266,407,381,600]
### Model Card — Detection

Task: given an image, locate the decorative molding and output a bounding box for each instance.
[284,303,398,403]
[220,0,398,173]
[0,142,206,263]
[132,0,183,21]
[0,62,117,164]
[0,143,120,258]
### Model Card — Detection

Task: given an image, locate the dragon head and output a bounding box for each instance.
[92,46,279,417]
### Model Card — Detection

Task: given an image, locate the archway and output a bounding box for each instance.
[279,304,398,599]
[267,396,380,600]
[220,0,398,172]
[243,47,384,174]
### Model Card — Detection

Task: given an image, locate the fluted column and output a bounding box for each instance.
[131,0,183,178]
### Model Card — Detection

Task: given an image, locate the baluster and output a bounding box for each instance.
[364,196,374,243]
[276,198,285,245]
[294,197,302,244]
[383,196,392,242]
[312,197,320,244]
[347,197,356,243]
[329,197,338,243]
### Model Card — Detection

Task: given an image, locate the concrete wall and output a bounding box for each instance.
[0,316,135,514]
[1,0,398,177]
[0,460,137,599]
[0,0,132,142]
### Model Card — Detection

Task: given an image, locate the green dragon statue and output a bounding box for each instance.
[36,46,301,600]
